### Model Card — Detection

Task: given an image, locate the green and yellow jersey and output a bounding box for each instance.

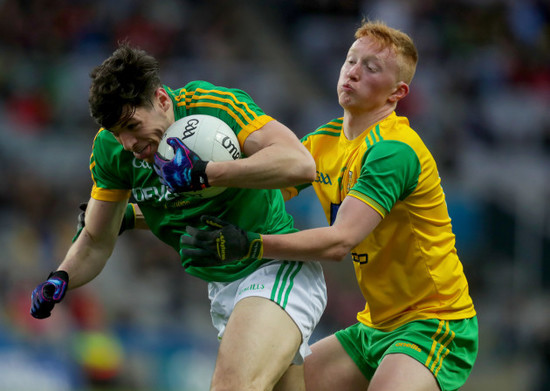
[290,112,476,331]
[89,80,298,282]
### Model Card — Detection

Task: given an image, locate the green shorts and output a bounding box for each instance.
[335,317,478,391]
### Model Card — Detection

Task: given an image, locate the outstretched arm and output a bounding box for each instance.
[262,196,382,262]
[31,198,126,318]
[181,196,382,265]
[59,198,127,289]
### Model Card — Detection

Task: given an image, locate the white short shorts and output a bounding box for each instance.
[208,260,327,364]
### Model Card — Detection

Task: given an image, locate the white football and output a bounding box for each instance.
[157,114,241,198]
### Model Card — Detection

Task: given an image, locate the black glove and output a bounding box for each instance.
[180,215,263,267]
[30,271,69,319]
[72,202,136,242]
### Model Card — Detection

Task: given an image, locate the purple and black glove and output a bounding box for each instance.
[153,138,209,193]
[30,271,69,319]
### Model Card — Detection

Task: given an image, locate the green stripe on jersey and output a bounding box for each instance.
[365,124,384,148]
[301,118,343,143]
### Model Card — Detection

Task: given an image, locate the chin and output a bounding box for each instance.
[338,97,350,108]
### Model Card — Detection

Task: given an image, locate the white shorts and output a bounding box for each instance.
[208,260,327,364]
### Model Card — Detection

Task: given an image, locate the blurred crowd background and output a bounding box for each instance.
[0,0,549,390]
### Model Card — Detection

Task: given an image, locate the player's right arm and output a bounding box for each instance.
[205,119,316,189]
[31,197,126,319]
[60,198,127,288]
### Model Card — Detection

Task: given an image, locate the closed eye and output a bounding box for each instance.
[365,60,380,73]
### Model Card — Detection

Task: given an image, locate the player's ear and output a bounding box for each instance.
[388,81,409,103]
[156,88,171,111]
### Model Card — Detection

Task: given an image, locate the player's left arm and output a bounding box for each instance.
[183,195,382,264]
[261,195,382,262]
[205,120,316,189]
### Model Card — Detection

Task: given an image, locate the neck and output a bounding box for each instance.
[343,106,394,140]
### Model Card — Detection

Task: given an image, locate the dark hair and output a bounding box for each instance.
[89,43,161,129]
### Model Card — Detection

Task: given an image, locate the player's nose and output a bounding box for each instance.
[346,64,360,80]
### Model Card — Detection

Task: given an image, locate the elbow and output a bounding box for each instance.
[293,153,316,184]
[324,229,359,262]
[325,244,353,263]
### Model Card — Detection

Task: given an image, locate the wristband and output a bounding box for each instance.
[191,160,209,190]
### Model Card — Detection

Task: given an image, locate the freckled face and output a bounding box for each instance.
[337,37,401,113]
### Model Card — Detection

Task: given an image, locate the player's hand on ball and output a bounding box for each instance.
[154,138,209,193]
[180,215,263,267]
[30,271,69,319]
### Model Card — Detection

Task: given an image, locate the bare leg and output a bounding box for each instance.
[368,353,439,391]
[304,335,369,391]
[274,364,305,391]
[210,296,302,391]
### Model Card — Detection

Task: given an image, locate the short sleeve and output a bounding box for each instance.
[349,140,420,216]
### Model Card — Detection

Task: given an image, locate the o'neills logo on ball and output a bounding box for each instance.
[221,136,240,160]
